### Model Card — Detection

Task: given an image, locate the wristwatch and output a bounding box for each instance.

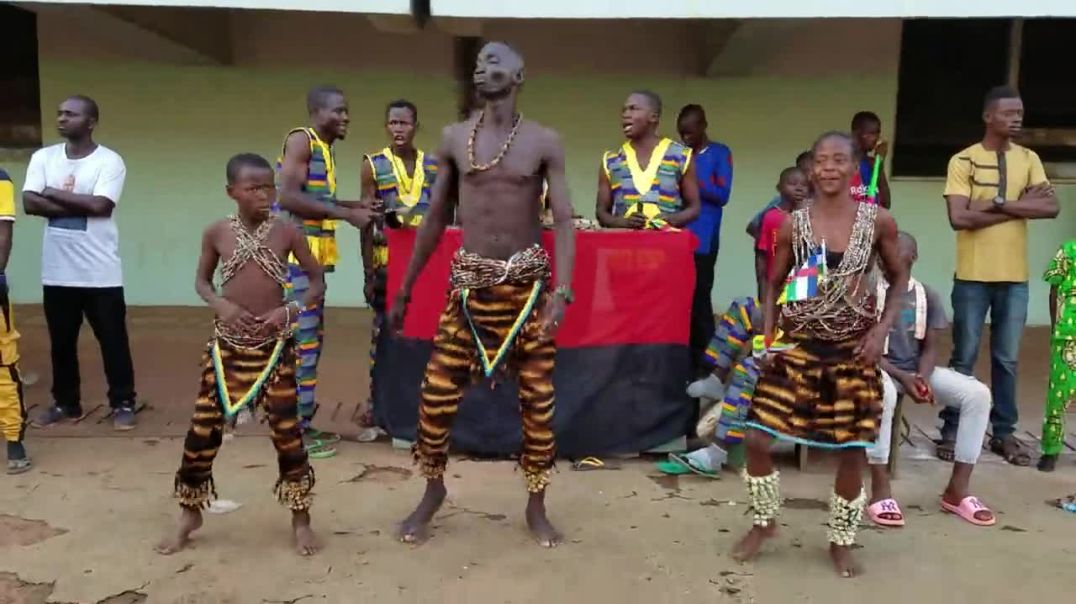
[553,286,574,305]
[992,195,1006,207]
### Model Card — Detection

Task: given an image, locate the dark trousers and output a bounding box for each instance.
[690,252,718,376]
[43,286,137,412]
[943,279,1028,440]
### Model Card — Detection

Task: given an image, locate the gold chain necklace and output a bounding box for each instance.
[467,110,522,172]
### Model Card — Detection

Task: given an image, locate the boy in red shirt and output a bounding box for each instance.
[754,167,809,298]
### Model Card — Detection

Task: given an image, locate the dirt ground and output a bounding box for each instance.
[2,306,1075,603]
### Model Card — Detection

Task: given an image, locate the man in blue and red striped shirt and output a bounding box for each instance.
[677,104,733,375]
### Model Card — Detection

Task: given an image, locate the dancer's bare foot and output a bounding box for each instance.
[525,492,561,548]
[292,511,319,556]
[730,524,776,562]
[155,507,202,555]
[829,543,861,578]
[397,479,446,545]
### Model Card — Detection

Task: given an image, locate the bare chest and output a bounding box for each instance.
[453,123,544,186]
[216,224,290,281]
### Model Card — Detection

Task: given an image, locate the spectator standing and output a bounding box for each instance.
[22,95,138,430]
[677,104,734,376]
[941,85,1059,465]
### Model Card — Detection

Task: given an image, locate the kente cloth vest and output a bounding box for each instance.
[366,148,437,228]
[275,127,338,271]
[603,138,692,219]
[366,148,437,269]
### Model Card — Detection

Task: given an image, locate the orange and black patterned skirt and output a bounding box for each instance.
[745,333,882,449]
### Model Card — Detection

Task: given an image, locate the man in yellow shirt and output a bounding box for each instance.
[0,169,29,473]
[942,85,1060,466]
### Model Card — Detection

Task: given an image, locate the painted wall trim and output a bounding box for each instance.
[19,0,1076,18]
[18,0,411,15]
[431,0,1076,18]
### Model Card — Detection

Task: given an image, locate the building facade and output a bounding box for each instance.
[1,3,1072,324]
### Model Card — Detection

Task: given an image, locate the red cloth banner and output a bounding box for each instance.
[386,228,697,347]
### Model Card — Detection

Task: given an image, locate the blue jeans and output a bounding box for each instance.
[943,279,1028,440]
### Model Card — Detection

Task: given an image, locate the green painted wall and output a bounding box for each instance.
[2,60,1071,324]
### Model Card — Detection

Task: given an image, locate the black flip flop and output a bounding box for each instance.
[935,440,956,462]
[990,436,1031,467]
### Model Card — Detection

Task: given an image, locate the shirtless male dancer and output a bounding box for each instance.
[388,42,576,547]
[732,132,906,578]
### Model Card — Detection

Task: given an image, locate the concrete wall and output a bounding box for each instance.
[2,12,1071,324]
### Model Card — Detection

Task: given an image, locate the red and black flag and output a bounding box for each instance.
[374,228,698,457]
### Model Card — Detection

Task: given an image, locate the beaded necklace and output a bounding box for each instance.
[781,203,879,340]
[467,110,522,172]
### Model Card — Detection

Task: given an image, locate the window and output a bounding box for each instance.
[0,5,41,150]
[1017,19,1076,163]
[893,18,1076,177]
[455,36,482,119]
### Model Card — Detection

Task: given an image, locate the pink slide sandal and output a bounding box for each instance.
[941,496,997,527]
[867,498,906,527]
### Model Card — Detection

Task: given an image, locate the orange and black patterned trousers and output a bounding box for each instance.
[173,339,314,511]
[414,282,556,493]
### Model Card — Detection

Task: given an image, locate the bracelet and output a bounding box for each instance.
[286,300,303,325]
[553,286,574,304]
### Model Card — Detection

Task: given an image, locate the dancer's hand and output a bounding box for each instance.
[258,305,291,333]
[539,295,567,338]
[854,324,886,364]
[215,300,259,330]
[343,206,376,229]
[388,291,410,335]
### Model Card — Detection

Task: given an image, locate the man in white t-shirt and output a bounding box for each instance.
[22,95,138,430]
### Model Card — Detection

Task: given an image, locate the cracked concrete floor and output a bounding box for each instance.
[2,437,1075,603]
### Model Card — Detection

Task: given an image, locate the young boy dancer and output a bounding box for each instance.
[157,154,327,556]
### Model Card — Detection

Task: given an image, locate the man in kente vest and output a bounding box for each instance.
[358,99,438,441]
[277,85,373,456]
[596,90,700,232]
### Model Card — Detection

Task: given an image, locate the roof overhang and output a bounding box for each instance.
[431,0,1076,18]
[15,0,1076,18]
[16,0,412,15]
